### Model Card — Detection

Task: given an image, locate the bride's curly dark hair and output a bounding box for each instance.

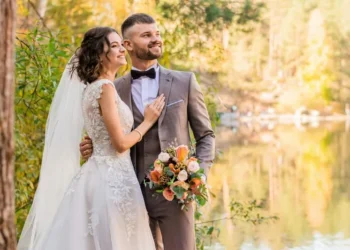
[71,27,118,84]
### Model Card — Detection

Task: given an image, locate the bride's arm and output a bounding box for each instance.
[99,84,164,154]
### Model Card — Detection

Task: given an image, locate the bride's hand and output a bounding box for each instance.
[144,94,165,125]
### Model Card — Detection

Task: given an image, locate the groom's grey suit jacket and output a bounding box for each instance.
[114,66,215,182]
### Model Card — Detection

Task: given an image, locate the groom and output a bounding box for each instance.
[81,13,215,250]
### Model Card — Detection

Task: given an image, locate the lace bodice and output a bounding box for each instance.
[80,80,139,240]
[82,79,133,157]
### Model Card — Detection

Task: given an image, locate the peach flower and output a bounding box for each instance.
[176,145,189,162]
[150,170,161,184]
[187,157,198,164]
[163,187,175,201]
[154,159,163,174]
[170,181,190,192]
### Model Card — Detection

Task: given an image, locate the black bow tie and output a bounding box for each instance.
[131,68,156,80]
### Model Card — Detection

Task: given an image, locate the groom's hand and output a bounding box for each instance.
[80,136,93,160]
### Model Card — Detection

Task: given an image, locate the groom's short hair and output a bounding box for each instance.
[121,13,155,38]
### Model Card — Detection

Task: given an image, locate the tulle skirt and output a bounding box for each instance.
[38,155,155,250]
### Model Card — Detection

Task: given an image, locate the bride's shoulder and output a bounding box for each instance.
[86,79,115,92]
[84,79,116,100]
[90,78,115,87]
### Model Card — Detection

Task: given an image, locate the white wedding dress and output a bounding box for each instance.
[38,79,156,250]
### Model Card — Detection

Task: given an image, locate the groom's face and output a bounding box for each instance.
[123,23,163,60]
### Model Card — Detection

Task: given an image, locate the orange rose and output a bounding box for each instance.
[190,178,202,195]
[150,170,161,184]
[190,178,202,187]
[169,163,181,174]
[176,145,189,162]
[163,187,175,201]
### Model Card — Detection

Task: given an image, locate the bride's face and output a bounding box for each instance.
[100,32,127,70]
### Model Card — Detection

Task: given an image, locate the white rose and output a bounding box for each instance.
[177,170,188,181]
[158,152,170,162]
[188,161,200,173]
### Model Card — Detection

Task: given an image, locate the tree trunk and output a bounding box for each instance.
[0,0,17,250]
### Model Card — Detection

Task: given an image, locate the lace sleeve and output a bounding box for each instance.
[89,80,116,108]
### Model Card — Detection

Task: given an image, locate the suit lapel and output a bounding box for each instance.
[158,67,173,125]
[119,73,132,111]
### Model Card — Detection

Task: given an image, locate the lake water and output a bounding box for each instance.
[203,121,350,250]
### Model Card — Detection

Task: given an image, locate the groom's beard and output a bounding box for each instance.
[135,42,162,60]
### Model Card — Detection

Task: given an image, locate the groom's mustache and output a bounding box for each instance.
[148,42,162,48]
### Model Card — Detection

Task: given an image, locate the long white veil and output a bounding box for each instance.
[17,57,85,249]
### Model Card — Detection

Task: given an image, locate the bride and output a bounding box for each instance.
[17,27,164,250]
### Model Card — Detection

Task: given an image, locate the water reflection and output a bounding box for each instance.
[204,121,350,249]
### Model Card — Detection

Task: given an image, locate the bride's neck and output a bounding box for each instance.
[98,70,117,82]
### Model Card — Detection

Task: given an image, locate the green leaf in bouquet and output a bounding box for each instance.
[195,195,207,207]
[190,173,202,179]
[172,186,186,199]
[149,163,154,170]
[148,181,154,189]
[197,168,205,174]
[165,168,174,177]
[198,185,209,199]
[155,189,164,193]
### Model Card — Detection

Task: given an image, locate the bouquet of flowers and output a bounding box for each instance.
[145,145,208,210]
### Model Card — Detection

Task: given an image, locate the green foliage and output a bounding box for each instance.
[230,200,278,225]
[204,87,220,128]
[159,0,264,30]
[195,210,220,250]
[195,199,278,249]
[15,28,71,237]
[45,0,92,47]
[237,0,266,26]
[157,0,265,66]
